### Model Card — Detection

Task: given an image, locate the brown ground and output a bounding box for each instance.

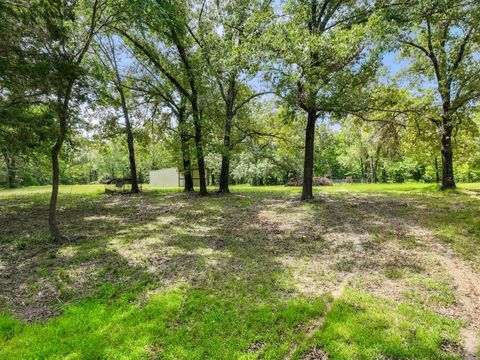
[0,189,479,357]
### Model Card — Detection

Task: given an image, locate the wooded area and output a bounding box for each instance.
[1,0,479,238]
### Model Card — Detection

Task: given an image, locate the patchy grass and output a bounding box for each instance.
[0,183,479,359]
[297,290,462,360]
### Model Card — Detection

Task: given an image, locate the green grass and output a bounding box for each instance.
[0,283,327,359]
[0,183,478,359]
[298,290,462,360]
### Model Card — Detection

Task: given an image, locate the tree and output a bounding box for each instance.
[388,0,480,189]
[32,0,106,240]
[124,66,196,192]
[195,0,272,193]
[119,0,209,195]
[0,1,55,188]
[267,0,380,199]
[94,35,140,193]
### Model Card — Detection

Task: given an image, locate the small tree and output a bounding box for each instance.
[32,0,106,240]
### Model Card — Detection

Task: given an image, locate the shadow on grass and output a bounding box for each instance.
[0,187,476,359]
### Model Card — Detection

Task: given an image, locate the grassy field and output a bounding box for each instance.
[0,183,479,359]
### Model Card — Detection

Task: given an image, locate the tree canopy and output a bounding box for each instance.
[1,0,479,239]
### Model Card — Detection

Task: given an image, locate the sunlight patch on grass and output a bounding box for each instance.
[0,285,328,360]
[302,290,463,360]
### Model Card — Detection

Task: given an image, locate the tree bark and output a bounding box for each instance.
[49,140,62,241]
[219,154,231,193]
[191,96,207,196]
[219,78,236,194]
[177,105,194,192]
[439,121,456,190]
[2,150,16,188]
[49,94,71,241]
[117,84,139,193]
[302,109,317,200]
[371,157,378,184]
[219,111,233,194]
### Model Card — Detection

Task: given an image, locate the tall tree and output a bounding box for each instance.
[119,0,209,195]
[196,0,272,193]
[388,0,480,189]
[268,0,379,199]
[0,1,53,188]
[94,35,140,193]
[125,66,196,192]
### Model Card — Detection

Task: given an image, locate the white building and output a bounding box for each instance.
[149,168,208,188]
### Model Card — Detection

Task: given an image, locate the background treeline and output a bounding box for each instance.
[2,110,479,187]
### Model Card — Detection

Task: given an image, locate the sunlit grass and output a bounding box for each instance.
[1,182,479,198]
[0,283,328,359]
[298,290,462,360]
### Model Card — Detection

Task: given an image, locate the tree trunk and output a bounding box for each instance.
[302,109,317,200]
[2,150,16,188]
[371,157,378,184]
[117,85,139,193]
[191,97,207,196]
[434,157,440,183]
[49,99,70,241]
[177,105,194,192]
[359,157,365,182]
[49,140,62,241]
[381,165,387,183]
[219,111,233,194]
[49,81,76,241]
[364,156,370,183]
[219,78,236,194]
[439,121,456,190]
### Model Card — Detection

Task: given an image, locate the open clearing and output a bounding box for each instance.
[0,183,479,359]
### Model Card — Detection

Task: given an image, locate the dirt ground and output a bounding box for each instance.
[0,187,479,358]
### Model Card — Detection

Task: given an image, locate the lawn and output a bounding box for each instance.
[0,183,479,359]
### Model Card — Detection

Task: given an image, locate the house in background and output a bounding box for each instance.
[149,167,209,188]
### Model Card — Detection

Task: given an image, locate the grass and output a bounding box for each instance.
[0,284,327,359]
[299,290,462,360]
[0,183,479,359]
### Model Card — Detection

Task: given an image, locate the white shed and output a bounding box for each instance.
[149,168,208,188]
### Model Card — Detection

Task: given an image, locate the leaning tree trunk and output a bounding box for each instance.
[49,139,62,241]
[178,106,194,192]
[439,120,456,190]
[191,96,207,196]
[117,85,139,193]
[302,109,317,200]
